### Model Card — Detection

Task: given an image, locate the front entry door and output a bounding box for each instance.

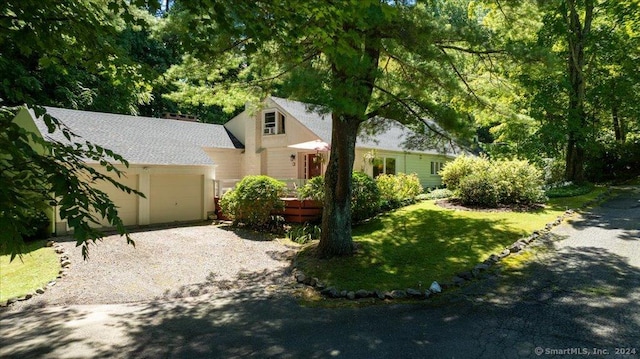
[307,154,323,178]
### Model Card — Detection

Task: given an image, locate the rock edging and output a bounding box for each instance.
[1,240,70,307]
[292,189,612,301]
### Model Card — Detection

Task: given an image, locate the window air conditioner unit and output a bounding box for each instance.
[264,128,275,135]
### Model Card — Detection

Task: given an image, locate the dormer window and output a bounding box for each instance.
[263,110,285,135]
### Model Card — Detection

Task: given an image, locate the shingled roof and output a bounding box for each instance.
[33,107,243,166]
[270,96,462,155]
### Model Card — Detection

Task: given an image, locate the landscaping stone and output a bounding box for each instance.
[36,288,45,294]
[309,277,318,287]
[390,290,407,299]
[340,290,347,298]
[429,281,442,293]
[315,281,326,290]
[406,288,422,297]
[46,241,55,247]
[424,290,431,299]
[321,287,339,298]
[474,263,490,271]
[457,271,473,280]
[295,272,306,283]
[346,291,356,300]
[452,276,466,286]
[25,294,33,300]
[61,260,71,267]
[499,249,511,258]
[355,289,371,298]
[375,290,386,300]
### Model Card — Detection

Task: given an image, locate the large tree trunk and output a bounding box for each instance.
[612,103,625,142]
[317,115,360,257]
[564,0,592,183]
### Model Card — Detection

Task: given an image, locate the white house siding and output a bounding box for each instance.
[265,148,299,179]
[204,148,244,180]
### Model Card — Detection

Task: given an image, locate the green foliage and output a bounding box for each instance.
[351,172,382,222]
[422,188,454,200]
[298,172,382,222]
[443,155,545,207]
[541,158,566,186]
[458,173,499,207]
[220,175,286,229]
[440,155,491,190]
[286,223,321,244]
[546,183,594,198]
[376,173,423,208]
[585,140,640,183]
[1,105,145,260]
[297,176,324,202]
[492,159,546,205]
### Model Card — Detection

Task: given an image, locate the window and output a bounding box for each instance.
[430,161,445,175]
[373,157,396,177]
[263,110,285,135]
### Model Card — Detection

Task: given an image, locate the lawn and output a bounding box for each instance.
[0,240,60,304]
[296,187,607,292]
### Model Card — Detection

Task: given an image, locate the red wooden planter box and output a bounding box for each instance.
[214,198,322,223]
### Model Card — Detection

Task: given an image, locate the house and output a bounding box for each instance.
[16,96,462,232]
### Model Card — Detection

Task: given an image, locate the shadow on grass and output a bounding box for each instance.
[298,207,530,291]
[3,243,638,358]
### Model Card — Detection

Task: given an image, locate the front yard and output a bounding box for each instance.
[295,187,607,292]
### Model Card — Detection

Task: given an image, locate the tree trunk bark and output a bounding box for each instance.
[317,115,360,257]
[612,104,625,142]
[563,0,592,183]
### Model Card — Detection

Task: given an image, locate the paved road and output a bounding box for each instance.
[1,187,639,358]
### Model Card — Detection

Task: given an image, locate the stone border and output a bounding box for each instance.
[1,240,70,307]
[292,189,612,301]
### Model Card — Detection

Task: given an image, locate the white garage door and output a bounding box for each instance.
[150,174,203,224]
[91,173,139,227]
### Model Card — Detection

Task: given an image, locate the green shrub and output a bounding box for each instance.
[351,171,382,222]
[22,210,51,241]
[286,223,321,244]
[220,175,286,229]
[376,173,423,207]
[297,172,381,222]
[458,172,498,207]
[422,188,454,200]
[444,156,545,207]
[297,175,324,201]
[440,155,491,190]
[493,159,546,205]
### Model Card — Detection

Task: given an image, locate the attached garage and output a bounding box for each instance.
[149,174,204,224]
[90,173,139,227]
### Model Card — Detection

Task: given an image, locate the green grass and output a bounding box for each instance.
[546,183,594,198]
[296,186,607,292]
[0,241,60,303]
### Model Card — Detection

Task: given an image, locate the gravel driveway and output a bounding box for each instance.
[16,223,297,308]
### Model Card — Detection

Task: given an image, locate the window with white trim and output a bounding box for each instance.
[263,110,286,135]
[373,157,396,177]
[430,161,445,175]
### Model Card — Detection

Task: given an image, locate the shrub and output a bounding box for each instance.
[22,210,51,241]
[297,175,324,201]
[376,173,423,208]
[444,156,545,207]
[458,173,498,207]
[422,188,454,200]
[351,171,382,222]
[440,155,491,190]
[492,159,546,205]
[297,172,381,222]
[220,175,286,229]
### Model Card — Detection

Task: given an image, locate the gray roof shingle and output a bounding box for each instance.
[270,96,462,155]
[34,107,242,166]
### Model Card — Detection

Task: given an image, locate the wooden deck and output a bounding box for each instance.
[214,198,322,223]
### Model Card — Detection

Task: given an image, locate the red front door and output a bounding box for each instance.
[307,154,323,178]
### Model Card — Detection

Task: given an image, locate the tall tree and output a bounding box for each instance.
[170,0,486,257]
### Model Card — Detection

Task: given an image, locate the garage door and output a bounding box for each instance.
[150,174,203,224]
[91,173,139,227]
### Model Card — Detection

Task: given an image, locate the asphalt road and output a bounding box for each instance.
[1,187,638,359]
